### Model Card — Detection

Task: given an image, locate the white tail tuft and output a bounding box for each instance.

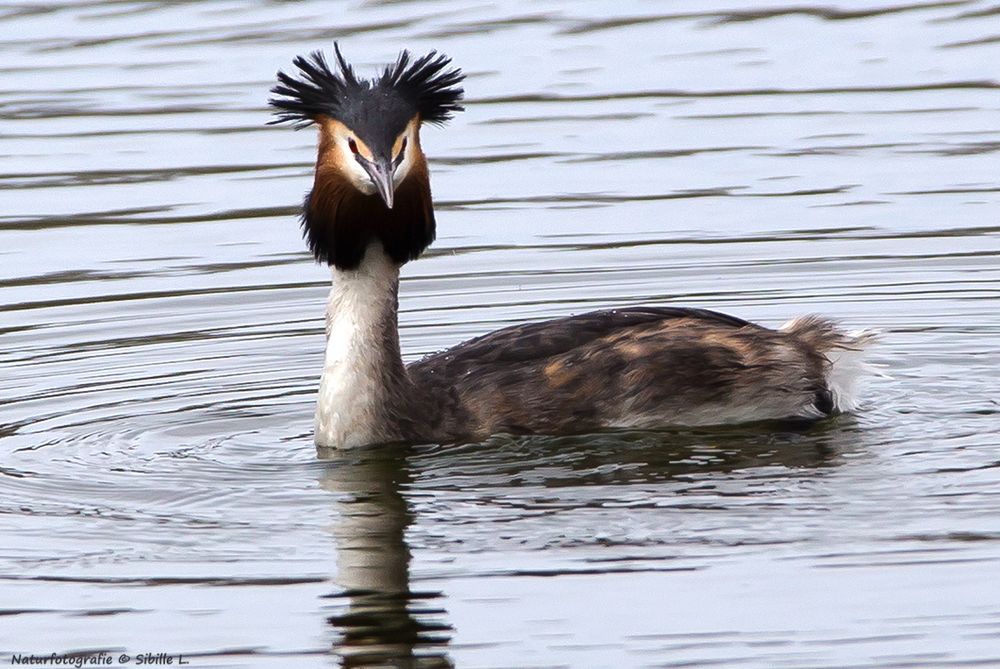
[781,317,880,414]
[824,329,880,412]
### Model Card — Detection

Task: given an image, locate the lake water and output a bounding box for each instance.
[2,1,999,667]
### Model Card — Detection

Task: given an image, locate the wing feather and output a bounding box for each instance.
[409,306,754,371]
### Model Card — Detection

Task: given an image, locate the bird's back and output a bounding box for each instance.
[407,307,860,441]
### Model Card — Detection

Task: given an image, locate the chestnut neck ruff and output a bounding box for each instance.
[303,152,435,270]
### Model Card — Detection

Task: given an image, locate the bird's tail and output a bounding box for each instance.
[780,316,881,413]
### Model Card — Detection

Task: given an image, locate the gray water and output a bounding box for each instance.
[2,1,999,667]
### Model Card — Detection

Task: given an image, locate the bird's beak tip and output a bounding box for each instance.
[376,182,394,209]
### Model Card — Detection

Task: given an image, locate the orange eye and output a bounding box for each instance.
[347,138,359,154]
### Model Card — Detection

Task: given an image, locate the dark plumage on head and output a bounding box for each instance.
[269,45,464,271]
[268,43,464,134]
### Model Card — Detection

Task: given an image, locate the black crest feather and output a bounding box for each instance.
[379,49,465,125]
[268,43,464,129]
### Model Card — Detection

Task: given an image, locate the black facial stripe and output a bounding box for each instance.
[354,152,372,169]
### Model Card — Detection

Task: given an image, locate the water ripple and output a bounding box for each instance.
[2,0,999,666]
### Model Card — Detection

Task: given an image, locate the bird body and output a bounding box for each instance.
[270,46,875,449]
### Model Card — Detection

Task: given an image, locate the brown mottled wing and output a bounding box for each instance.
[410,307,752,370]
[405,307,828,439]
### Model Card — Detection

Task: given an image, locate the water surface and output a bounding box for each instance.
[2,1,999,667]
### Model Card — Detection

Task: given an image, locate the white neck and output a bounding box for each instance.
[315,243,407,448]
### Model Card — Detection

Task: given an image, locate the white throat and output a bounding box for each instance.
[315,243,404,449]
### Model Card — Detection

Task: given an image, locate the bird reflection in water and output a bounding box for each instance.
[313,420,860,666]
[317,444,453,668]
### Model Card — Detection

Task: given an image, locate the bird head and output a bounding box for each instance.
[270,44,464,210]
[269,45,464,270]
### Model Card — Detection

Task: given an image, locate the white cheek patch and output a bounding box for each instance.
[344,152,376,195]
[393,143,416,187]
[325,126,376,195]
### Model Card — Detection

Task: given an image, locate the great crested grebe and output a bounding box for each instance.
[269,46,875,449]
